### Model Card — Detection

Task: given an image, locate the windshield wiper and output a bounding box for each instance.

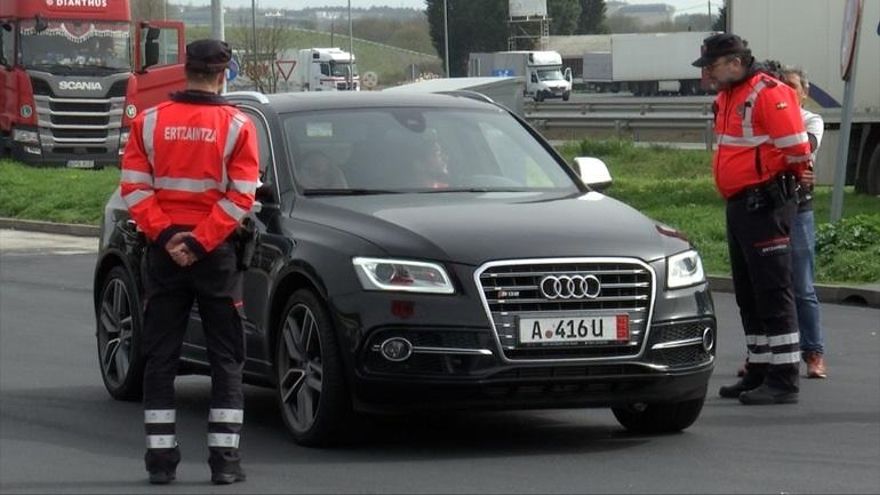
[302,188,403,196]
[79,63,129,73]
[418,188,526,193]
[28,63,73,74]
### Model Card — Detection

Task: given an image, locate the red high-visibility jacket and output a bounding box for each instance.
[712,72,812,199]
[120,92,259,255]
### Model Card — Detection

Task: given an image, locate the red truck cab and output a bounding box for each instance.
[0,0,185,168]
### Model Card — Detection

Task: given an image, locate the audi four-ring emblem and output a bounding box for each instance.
[539,274,602,299]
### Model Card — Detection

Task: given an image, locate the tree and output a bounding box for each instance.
[425,0,508,77]
[549,0,581,35]
[606,14,640,33]
[577,0,609,34]
[712,4,727,32]
[226,17,289,94]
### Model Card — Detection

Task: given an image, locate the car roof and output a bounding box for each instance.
[226,91,505,114]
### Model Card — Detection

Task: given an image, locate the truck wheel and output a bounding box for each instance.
[534,92,544,102]
[612,395,705,434]
[275,289,351,446]
[562,92,570,102]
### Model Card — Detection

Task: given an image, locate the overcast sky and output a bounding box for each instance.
[182,0,723,14]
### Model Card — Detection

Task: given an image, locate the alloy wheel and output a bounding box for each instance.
[277,303,324,433]
[98,277,135,389]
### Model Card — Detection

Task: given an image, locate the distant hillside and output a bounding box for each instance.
[186,26,441,88]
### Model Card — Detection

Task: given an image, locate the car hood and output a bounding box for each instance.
[295,191,691,266]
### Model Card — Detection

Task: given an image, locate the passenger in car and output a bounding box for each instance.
[416,135,450,189]
[297,151,348,189]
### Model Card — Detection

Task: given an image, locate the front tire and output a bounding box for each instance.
[612,395,706,434]
[96,266,144,401]
[275,289,351,446]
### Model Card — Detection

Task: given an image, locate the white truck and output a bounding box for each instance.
[582,32,714,96]
[468,51,572,102]
[730,0,880,194]
[289,48,359,92]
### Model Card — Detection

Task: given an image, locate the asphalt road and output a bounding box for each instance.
[1,232,878,494]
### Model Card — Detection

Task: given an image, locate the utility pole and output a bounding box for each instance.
[348,0,354,90]
[707,0,711,25]
[252,0,258,91]
[443,0,450,77]
[211,0,225,92]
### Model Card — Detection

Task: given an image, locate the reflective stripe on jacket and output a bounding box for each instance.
[712,72,812,199]
[120,95,260,253]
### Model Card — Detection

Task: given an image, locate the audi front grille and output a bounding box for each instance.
[475,258,655,362]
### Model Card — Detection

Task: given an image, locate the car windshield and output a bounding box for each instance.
[282,107,579,194]
[20,20,131,73]
[537,69,565,81]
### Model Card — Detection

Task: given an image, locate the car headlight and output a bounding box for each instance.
[12,129,39,144]
[667,249,705,289]
[353,257,454,294]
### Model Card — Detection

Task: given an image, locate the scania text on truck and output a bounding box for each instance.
[730,0,880,194]
[468,51,573,102]
[0,0,186,168]
[289,47,359,92]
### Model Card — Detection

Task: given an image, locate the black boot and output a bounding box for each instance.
[738,383,799,405]
[145,446,180,484]
[209,448,246,485]
[719,369,764,398]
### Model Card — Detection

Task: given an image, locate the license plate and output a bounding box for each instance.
[518,315,629,345]
[66,160,95,169]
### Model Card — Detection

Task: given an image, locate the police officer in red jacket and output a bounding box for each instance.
[694,34,812,405]
[120,39,259,484]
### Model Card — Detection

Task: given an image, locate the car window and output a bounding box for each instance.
[281,107,577,193]
[239,108,272,180]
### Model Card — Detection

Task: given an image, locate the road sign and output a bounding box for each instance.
[275,60,296,82]
[226,56,240,82]
[362,71,378,89]
[840,0,863,79]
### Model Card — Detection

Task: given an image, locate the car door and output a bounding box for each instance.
[181,104,289,374]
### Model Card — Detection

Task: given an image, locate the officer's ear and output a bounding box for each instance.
[213,71,226,94]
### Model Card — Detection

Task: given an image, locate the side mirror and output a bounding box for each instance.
[35,15,48,33]
[564,67,572,83]
[573,156,612,191]
[255,180,278,211]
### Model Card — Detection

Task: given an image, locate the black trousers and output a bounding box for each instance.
[141,241,245,473]
[726,196,800,392]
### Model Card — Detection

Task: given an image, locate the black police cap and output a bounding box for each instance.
[185,39,232,73]
[692,33,749,67]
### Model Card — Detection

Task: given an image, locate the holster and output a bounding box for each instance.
[742,173,797,213]
[233,218,258,271]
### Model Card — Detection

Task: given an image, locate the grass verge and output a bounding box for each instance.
[558,140,880,284]
[0,160,119,225]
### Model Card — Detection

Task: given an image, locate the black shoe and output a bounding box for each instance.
[211,469,246,485]
[148,471,176,485]
[738,384,799,405]
[719,377,761,398]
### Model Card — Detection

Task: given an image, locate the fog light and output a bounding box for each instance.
[24,145,41,155]
[702,327,715,352]
[380,337,413,362]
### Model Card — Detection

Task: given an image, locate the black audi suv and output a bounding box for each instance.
[93,91,716,446]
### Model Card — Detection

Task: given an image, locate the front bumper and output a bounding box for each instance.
[350,316,716,413]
